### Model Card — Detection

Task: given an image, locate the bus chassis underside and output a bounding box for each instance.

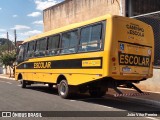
[78,77,149,98]
[19,77,149,99]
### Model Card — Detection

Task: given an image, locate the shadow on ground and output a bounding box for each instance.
[26,85,160,113]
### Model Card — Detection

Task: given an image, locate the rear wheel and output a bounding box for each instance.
[58,80,72,99]
[21,80,27,88]
[89,87,107,98]
[48,83,53,89]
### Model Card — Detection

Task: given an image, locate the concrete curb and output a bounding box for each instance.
[121,96,160,108]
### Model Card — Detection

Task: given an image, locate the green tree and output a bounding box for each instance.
[0,38,15,55]
[0,51,16,77]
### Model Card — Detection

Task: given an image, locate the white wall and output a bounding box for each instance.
[0,67,3,74]
[137,69,160,92]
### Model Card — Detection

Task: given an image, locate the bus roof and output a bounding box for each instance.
[23,14,112,43]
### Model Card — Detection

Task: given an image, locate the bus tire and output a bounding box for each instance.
[48,83,53,89]
[21,80,27,88]
[58,80,71,99]
[89,87,107,98]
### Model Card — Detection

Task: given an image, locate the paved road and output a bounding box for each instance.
[0,78,159,120]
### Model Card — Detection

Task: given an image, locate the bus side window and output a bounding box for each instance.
[17,43,28,62]
[47,35,60,56]
[61,30,78,54]
[35,38,47,57]
[23,43,28,60]
[78,23,102,52]
[27,41,35,58]
[17,45,25,63]
[90,24,102,49]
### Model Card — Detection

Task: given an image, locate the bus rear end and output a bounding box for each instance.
[107,16,154,86]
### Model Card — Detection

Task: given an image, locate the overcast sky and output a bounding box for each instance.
[0,0,64,41]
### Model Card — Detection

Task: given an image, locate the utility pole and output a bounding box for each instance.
[14,29,17,52]
[7,32,9,53]
[10,37,13,52]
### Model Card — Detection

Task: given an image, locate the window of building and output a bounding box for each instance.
[126,0,160,17]
[47,35,60,56]
[61,30,79,54]
[78,23,102,52]
[35,38,47,57]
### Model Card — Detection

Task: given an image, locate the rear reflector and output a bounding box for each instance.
[112,57,116,62]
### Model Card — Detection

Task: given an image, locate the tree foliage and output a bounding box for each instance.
[0,51,16,77]
[0,38,15,55]
[0,51,16,67]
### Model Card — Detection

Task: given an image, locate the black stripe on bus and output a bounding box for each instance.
[16,57,103,69]
[118,41,152,48]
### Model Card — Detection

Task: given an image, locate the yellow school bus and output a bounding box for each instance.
[15,14,154,98]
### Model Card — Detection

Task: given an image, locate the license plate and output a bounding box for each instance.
[122,67,131,72]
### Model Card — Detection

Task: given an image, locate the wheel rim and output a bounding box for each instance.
[60,82,67,96]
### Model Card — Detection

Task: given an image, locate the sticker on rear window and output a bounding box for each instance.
[120,43,124,50]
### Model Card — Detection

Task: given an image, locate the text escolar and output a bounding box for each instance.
[119,53,150,67]
[34,62,51,69]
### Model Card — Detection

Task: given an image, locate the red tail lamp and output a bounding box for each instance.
[112,57,116,62]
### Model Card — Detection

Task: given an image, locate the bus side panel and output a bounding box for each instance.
[15,70,104,85]
[15,51,105,85]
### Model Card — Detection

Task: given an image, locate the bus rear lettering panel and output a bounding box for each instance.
[119,53,151,67]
